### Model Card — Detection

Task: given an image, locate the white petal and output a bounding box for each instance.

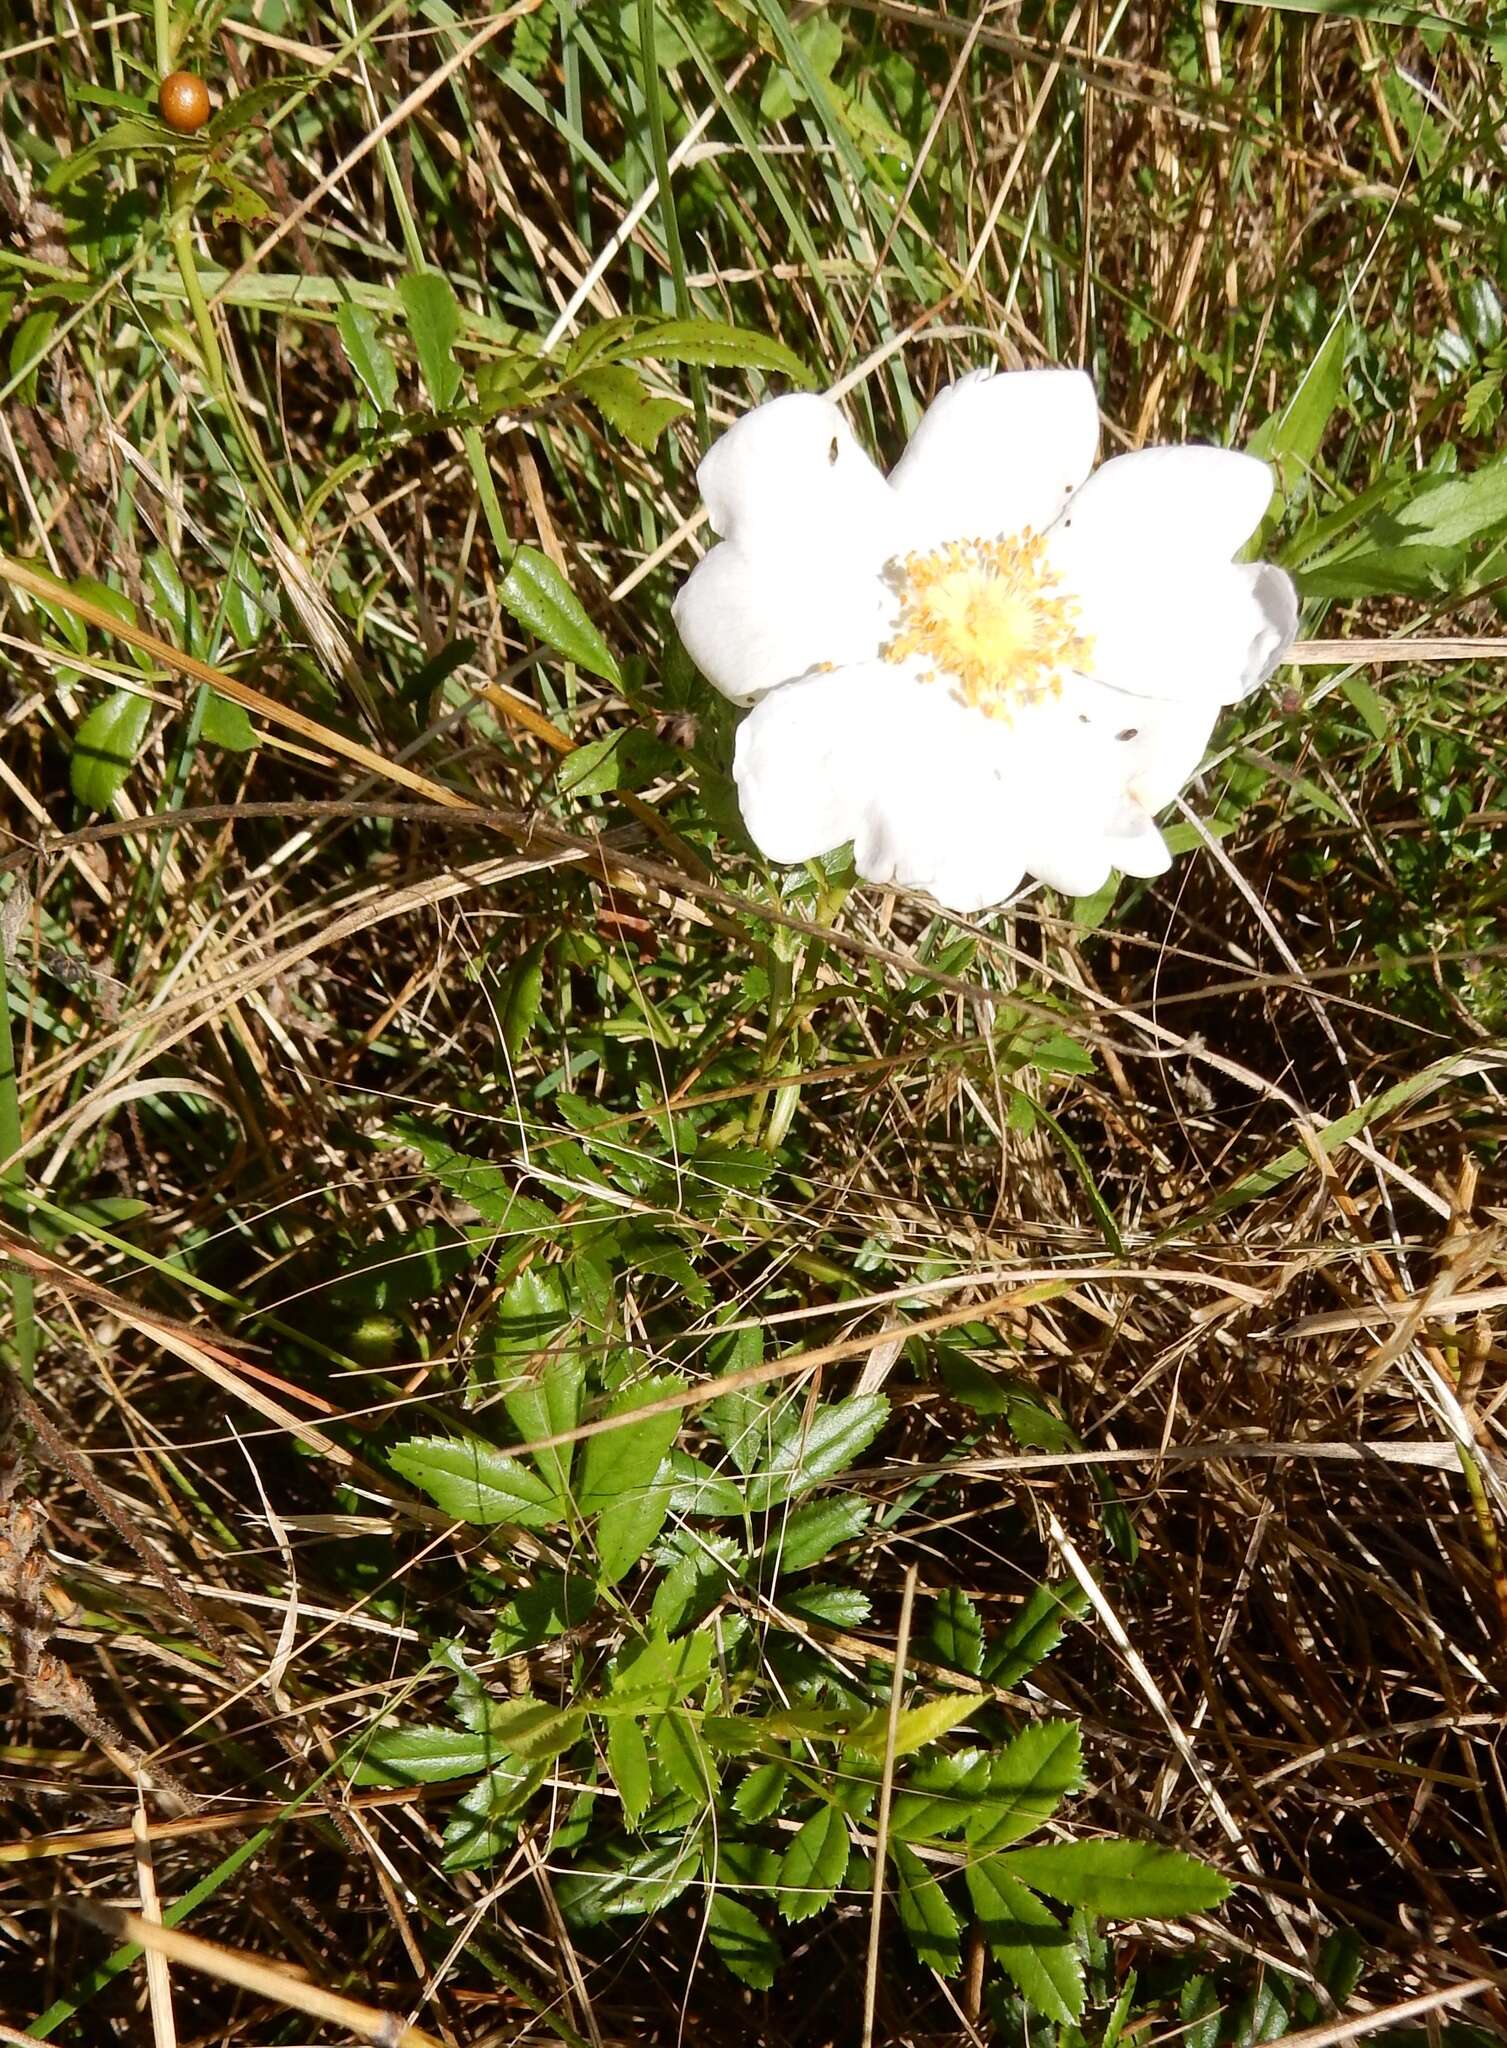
[732,664,890,863]
[1051,444,1275,567]
[696,391,898,558]
[734,665,1025,911]
[1067,557,1298,703]
[733,662,1219,915]
[1049,668,1230,812]
[1024,832,1116,899]
[1104,808,1173,878]
[1117,700,1220,813]
[672,544,892,705]
[888,368,1100,552]
[850,723,1028,913]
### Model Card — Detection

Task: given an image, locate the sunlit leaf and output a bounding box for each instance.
[776,1805,850,1922]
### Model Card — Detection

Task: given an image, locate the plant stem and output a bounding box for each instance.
[154,0,176,73]
[167,177,302,548]
[0,949,37,1386]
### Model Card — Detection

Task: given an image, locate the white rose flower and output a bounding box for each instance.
[671,368,1298,914]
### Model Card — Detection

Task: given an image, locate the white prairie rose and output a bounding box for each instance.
[671,369,1298,914]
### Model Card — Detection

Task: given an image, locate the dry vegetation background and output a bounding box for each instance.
[1,0,1506,2044]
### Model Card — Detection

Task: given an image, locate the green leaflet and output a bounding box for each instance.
[499,544,620,683]
[577,1376,687,1515]
[999,1838,1231,1918]
[929,1587,984,1676]
[607,1715,653,1826]
[388,1435,565,1527]
[964,1859,1083,2024]
[707,1893,781,1989]
[892,1841,962,1976]
[336,299,399,410]
[71,690,152,809]
[964,1721,1084,1850]
[397,267,462,410]
[776,1804,850,1923]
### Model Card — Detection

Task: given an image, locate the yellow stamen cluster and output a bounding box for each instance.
[882,530,1092,720]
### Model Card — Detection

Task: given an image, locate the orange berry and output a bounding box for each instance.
[158,71,210,135]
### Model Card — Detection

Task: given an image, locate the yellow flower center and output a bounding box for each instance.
[881,530,1093,719]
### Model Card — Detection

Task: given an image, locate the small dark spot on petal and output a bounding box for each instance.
[827,435,840,466]
[1117,727,1139,742]
[1078,713,1090,725]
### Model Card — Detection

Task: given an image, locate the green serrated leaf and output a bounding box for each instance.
[651,1708,715,1806]
[964,1721,1084,1849]
[595,1460,674,1583]
[71,690,153,810]
[610,1628,714,1709]
[350,1724,495,1786]
[336,300,399,411]
[557,728,677,799]
[500,1346,582,1494]
[482,1693,586,1762]
[999,1838,1231,1918]
[734,1762,788,1824]
[892,1840,962,1975]
[388,1435,565,1528]
[440,1755,547,1868]
[930,1587,984,1676]
[398,268,462,410]
[557,1837,702,1925]
[650,1533,741,1635]
[499,937,548,1062]
[499,544,620,684]
[1181,1973,1224,2048]
[890,1750,992,1843]
[707,1892,781,1989]
[747,1393,888,1510]
[577,1375,687,1516]
[983,1580,1089,1688]
[611,315,815,388]
[1460,278,1504,355]
[569,362,687,449]
[965,1858,1083,2023]
[761,1494,869,1573]
[667,1451,746,1517]
[849,1691,978,1760]
[385,1119,555,1236]
[782,1583,871,1628]
[608,1715,653,1826]
[776,1804,850,1922]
